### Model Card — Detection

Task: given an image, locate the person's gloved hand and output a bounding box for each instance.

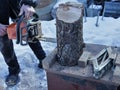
[0,23,8,36]
[19,4,35,19]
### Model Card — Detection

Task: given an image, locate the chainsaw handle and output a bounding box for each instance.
[32,13,39,20]
[16,13,25,44]
[20,27,28,46]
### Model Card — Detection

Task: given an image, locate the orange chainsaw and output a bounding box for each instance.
[7,13,43,45]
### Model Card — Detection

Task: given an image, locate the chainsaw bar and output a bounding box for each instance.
[39,37,56,43]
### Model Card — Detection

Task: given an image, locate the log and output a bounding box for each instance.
[56,2,84,66]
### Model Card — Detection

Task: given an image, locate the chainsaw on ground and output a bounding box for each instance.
[7,13,56,45]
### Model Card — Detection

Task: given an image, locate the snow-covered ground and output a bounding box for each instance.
[0,0,120,90]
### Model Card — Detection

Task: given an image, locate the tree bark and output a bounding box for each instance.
[56,2,84,66]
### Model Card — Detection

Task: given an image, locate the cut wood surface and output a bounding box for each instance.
[56,2,84,23]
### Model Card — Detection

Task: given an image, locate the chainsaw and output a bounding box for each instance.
[7,13,56,45]
[16,13,43,45]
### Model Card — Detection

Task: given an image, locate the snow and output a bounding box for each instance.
[0,0,120,90]
[88,4,102,9]
[83,17,120,46]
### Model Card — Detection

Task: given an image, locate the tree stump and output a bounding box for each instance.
[56,2,84,66]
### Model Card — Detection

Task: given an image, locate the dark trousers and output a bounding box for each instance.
[0,35,46,75]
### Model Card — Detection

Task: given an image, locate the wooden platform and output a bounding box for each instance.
[43,43,120,90]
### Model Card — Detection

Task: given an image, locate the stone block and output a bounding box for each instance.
[112,66,120,84]
[42,48,57,69]
[78,51,91,67]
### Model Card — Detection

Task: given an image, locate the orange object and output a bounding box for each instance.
[7,22,27,39]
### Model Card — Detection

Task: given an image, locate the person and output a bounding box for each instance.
[0,0,46,86]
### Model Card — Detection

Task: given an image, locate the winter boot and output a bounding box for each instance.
[38,62,43,69]
[38,56,46,69]
[5,74,20,86]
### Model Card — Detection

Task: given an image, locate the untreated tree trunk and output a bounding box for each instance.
[56,2,84,66]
